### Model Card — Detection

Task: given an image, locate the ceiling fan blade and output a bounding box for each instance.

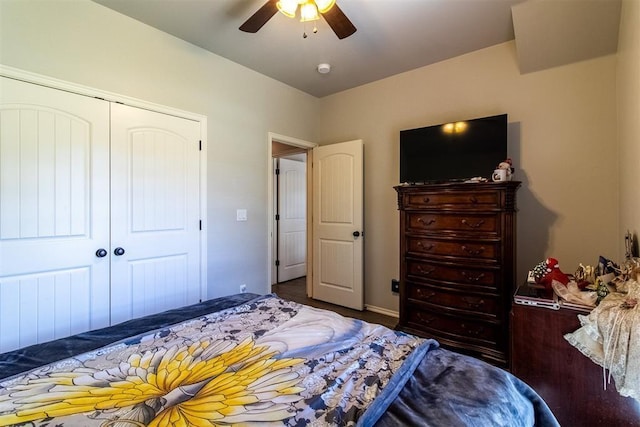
[239,0,278,33]
[321,4,356,39]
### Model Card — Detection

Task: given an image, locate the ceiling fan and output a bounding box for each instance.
[239,0,357,40]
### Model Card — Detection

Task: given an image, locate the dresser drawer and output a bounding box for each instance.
[403,191,501,210]
[406,258,499,289]
[407,212,498,234]
[406,307,502,349]
[406,236,499,261]
[407,281,501,320]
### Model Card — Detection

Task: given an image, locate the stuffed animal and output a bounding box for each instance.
[533,258,571,290]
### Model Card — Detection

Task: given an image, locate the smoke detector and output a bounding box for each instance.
[317,63,331,74]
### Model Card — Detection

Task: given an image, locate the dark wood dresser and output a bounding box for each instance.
[512,304,639,426]
[395,181,520,367]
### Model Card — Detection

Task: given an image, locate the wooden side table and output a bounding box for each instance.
[511,303,639,426]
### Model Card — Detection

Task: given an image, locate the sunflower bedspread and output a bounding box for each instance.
[0,294,429,426]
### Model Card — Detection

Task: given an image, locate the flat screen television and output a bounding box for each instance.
[400,114,508,183]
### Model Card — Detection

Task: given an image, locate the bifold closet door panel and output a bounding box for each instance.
[109,103,201,325]
[0,77,111,353]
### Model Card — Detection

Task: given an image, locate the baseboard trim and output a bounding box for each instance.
[365,304,399,318]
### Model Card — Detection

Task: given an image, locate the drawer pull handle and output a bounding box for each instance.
[417,313,436,325]
[417,217,436,226]
[469,196,478,204]
[462,297,485,309]
[461,323,485,337]
[423,197,430,203]
[417,241,434,251]
[416,265,435,275]
[461,245,485,255]
[461,271,485,282]
[461,219,485,228]
[416,289,436,300]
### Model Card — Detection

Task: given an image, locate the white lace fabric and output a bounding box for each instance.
[564,280,640,402]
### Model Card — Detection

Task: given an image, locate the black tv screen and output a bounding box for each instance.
[400,114,508,183]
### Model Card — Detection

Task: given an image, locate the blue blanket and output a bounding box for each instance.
[376,344,559,426]
[0,293,559,426]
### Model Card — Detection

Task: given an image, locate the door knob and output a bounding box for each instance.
[95,248,108,258]
[114,247,126,256]
[353,231,360,237]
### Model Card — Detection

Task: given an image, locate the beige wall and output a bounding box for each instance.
[318,42,619,312]
[618,0,640,251]
[1,0,631,315]
[0,0,320,298]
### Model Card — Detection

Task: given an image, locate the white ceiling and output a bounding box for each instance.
[92,0,621,98]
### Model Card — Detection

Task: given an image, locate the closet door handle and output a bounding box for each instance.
[95,248,108,258]
[114,247,126,256]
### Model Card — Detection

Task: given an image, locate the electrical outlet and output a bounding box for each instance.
[391,279,400,293]
[240,284,247,293]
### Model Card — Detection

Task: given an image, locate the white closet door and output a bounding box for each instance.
[110,103,201,324]
[0,77,110,353]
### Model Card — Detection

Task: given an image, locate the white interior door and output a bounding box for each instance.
[277,157,306,282]
[0,77,110,352]
[110,103,201,324]
[312,140,364,310]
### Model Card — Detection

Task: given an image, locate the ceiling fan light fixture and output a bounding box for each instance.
[241,0,355,39]
[276,0,298,18]
[315,0,336,13]
[299,1,320,22]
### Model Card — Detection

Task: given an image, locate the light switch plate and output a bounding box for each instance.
[236,209,247,221]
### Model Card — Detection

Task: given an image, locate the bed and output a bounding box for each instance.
[0,293,558,426]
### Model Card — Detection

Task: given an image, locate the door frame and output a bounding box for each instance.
[0,64,209,302]
[267,132,317,296]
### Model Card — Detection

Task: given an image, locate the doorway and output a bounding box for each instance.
[273,153,306,283]
[267,135,364,310]
[267,133,317,296]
